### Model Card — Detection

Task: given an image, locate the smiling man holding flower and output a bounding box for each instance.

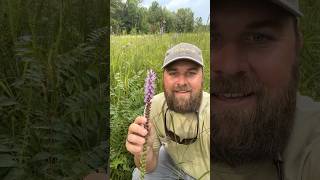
[126,43,210,180]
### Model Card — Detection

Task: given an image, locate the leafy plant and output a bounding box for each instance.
[0,0,108,179]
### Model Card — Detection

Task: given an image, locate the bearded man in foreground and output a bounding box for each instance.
[211,0,320,179]
[127,43,210,180]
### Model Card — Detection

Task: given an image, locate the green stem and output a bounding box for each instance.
[140,102,151,180]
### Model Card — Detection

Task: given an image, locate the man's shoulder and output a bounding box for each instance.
[151,92,165,104]
[284,94,320,178]
[292,94,320,140]
[296,94,320,113]
[203,91,210,98]
[294,94,320,137]
[200,91,210,112]
[150,92,166,114]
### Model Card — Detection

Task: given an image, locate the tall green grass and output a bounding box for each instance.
[298,0,320,101]
[110,32,210,179]
[0,0,108,179]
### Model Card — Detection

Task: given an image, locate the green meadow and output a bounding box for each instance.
[110,32,210,179]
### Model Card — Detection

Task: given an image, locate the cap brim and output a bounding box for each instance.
[162,57,204,69]
[271,0,303,17]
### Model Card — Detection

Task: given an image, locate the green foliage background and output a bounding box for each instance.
[0,0,108,179]
[299,0,320,101]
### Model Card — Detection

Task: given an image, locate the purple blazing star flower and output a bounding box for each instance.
[144,70,156,104]
[140,69,157,180]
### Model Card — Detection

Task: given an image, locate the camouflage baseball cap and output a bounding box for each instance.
[162,43,204,69]
[270,0,303,16]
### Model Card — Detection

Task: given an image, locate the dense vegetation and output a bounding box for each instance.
[298,0,320,100]
[0,0,108,179]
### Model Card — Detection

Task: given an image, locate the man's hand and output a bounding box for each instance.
[126,116,154,156]
[126,116,158,172]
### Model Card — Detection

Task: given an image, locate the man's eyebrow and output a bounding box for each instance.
[165,67,200,71]
[188,67,200,71]
[246,19,285,29]
[165,67,176,71]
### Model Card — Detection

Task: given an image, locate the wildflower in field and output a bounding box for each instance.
[140,69,156,180]
[144,70,156,104]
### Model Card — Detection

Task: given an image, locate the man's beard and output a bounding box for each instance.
[211,64,298,166]
[164,84,203,113]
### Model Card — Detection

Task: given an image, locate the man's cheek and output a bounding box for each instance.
[249,64,288,90]
[250,50,296,88]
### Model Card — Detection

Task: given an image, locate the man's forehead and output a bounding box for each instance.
[213,17,290,31]
[213,0,293,30]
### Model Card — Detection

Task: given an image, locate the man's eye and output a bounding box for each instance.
[187,71,197,76]
[168,72,177,76]
[246,33,274,43]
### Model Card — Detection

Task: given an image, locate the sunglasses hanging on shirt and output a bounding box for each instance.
[164,108,199,145]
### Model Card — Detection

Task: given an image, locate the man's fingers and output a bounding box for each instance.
[127,133,146,145]
[126,143,143,155]
[126,116,155,155]
[134,116,147,125]
[128,122,148,136]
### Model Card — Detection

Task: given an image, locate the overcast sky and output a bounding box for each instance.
[140,0,210,24]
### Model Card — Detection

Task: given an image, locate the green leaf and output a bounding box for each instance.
[3,168,25,180]
[31,152,51,162]
[0,145,12,153]
[0,154,17,167]
[0,97,18,107]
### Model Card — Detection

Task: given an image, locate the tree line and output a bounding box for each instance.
[110,0,209,35]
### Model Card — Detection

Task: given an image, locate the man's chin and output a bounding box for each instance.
[172,101,191,113]
[165,89,203,113]
[211,94,296,166]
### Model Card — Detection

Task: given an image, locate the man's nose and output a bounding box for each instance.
[212,42,249,77]
[176,75,188,86]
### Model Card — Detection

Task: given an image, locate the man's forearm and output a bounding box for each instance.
[134,146,158,173]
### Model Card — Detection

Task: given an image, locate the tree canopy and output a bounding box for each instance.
[110,0,208,34]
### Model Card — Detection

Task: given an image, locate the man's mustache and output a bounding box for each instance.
[174,85,192,92]
[211,75,261,94]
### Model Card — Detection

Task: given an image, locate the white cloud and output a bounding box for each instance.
[141,0,154,7]
[166,0,192,11]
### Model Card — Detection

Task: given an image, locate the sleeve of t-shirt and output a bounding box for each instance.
[149,98,162,153]
[301,136,320,179]
[150,117,161,152]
